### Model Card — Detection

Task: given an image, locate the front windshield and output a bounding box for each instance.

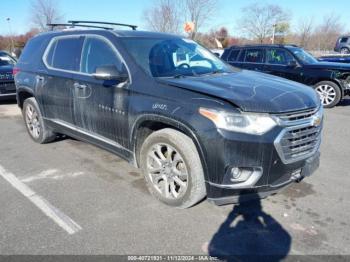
[289,48,318,64]
[0,54,16,66]
[121,37,233,77]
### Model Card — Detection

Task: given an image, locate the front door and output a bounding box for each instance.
[263,48,302,82]
[72,35,131,147]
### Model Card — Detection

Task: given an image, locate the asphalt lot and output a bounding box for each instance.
[0,98,350,257]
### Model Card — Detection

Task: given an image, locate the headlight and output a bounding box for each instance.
[199,108,277,135]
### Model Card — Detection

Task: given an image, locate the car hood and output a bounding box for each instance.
[304,61,350,70]
[158,70,319,113]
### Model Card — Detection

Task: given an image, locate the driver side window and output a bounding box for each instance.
[266,48,295,65]
[80,36,126,74]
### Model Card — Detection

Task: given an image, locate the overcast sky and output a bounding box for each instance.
[0,0,349,35]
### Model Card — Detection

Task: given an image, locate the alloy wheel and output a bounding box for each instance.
[25,104,41,139]
[315,84,336,106]
[340,48,349,54]
[146,143,188,199]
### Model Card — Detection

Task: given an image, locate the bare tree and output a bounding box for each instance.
[30,0,64,31]
[297,17,314,48]
[237,3,291,43]
[143,0,181,34]
[313,13,343,51]
[184,0,218,39]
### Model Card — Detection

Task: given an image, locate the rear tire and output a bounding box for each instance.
[314,81,342,108]
[140,128,206,208]
[23,97,56,144]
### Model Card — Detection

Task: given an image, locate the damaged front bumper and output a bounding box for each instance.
[207,151,320,205]
[202,108,322,206]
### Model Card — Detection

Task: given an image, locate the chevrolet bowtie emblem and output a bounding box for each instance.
[312,116,322,127]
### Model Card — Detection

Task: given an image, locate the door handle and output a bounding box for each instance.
[74,82,87,89]
[36,76,45,81]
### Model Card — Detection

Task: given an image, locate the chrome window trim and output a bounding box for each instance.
[42,34,132,84]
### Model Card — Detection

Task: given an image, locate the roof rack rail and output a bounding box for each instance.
[68,20,138,30]
[47,23,114,30]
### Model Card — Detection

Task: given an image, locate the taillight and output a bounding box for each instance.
[13,67,20,76]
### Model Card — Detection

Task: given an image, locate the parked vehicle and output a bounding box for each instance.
[334,35,350,54]
[318,55,350,64]
[222,45,350,108]
[210,49,224,57]
[0,51,17,100]
[15,21,322,208]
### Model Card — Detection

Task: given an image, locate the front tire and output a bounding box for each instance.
[140,128,206,208]
[340,47,350,54]
[23,98,56,144]
[314,81,342,108]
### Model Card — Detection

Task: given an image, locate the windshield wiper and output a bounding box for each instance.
[200,70,225,77]
[211,70,225,75]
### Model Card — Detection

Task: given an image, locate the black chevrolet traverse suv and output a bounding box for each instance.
[15,21,322,208]
[222,45,350,108]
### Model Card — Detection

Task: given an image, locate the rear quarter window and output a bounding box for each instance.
[18,36,48,66]
[45,36,82,71]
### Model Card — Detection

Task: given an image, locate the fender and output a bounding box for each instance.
[16,85,35,108]
[131,113,209,181]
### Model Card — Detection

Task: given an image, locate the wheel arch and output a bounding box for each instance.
[131,114,209,181]
[17,86,35,109]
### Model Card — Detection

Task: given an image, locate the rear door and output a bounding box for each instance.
[239,48,265,72]
[41,35,83,125]
[72,35,130,147]
[263,48,302,82]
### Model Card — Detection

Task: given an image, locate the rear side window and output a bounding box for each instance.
[80,36,125,74]
[340,37,349,43]
[227,49,240,62]
[245,49,264,63]
[45,36,81,71]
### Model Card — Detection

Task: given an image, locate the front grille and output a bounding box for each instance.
[0,82,16,94]
[280,125,321,161]
[277,108,317,122]
[275,108,322,164]
[0,73,14,80]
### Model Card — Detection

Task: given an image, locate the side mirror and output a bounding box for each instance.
[92,65,128,82]
[287,60,298,68]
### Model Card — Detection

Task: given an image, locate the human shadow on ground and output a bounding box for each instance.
[208,194,291,262]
